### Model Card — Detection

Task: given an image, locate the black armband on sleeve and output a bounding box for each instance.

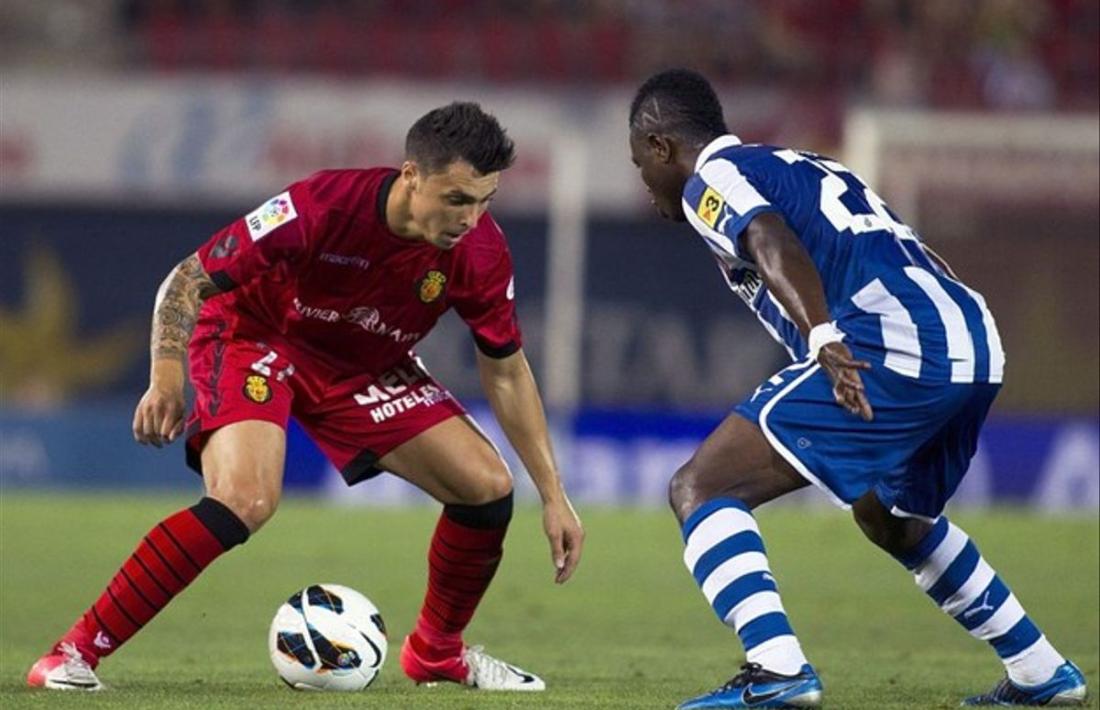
[474,336,519,359]
[208,270,238,292]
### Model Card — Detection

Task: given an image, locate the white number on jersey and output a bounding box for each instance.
[773,149,916,241]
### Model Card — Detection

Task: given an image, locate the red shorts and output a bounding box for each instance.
[184,329,466,485]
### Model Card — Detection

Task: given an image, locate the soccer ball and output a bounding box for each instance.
[268,583,388,691]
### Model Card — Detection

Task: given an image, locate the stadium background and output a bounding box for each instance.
[2,0,1096,509]
[0,3,1098,707]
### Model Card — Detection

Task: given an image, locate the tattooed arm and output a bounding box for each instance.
[133,254,222,447]
[150,254,221,360]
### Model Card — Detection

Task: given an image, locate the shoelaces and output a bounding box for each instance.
[58,643,97,684]
[464,645,513,686]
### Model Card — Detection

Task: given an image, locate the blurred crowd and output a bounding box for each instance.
[2,0,1097,110]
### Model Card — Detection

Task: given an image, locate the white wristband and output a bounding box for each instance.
[807,322,845,361]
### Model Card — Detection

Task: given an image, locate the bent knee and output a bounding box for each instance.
[668,461,694,511]
[474,472,513,504]
[852,499,930,556]
[205,474,281,532]
[452,460,513,505]
[669,459,711,521]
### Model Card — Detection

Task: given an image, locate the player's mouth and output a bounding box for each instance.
[438,230,467,247]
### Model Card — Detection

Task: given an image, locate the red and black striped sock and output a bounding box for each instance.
[409,493,513,662]
[55,497,249,665]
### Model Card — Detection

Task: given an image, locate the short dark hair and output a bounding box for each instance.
[629,69,727,143]
[405,102,516,175]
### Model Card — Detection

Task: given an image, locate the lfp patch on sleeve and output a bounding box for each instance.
[695,185,725,229]
[246,191,298,241]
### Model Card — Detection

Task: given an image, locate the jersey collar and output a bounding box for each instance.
[694,134,743,172]
[376,169,398,223]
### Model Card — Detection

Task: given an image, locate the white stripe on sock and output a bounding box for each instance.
[941,559,996,617]
[746,635,807,677]
[726,591,786,629]
[914,523,968,591]
[683,508,758,572]
[971,594,1026,641]
[1003,635,1067,686]
[701,553,770,604]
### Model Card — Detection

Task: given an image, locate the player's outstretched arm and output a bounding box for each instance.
[476,348,585,584]
[742,213,873,421]
[133,253,222,447]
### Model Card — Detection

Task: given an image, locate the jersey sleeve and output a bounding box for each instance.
[682,157,779,262]
[451,222,523,358]
[196,182,315,291]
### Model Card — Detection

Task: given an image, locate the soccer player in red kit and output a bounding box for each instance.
[28,102,584,692]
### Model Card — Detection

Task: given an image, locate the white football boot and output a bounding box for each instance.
[27,642,103,691]
[463,646,545,691]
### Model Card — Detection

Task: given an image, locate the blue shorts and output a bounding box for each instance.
[735,357,1000,519]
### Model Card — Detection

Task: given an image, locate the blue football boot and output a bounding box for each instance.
[963,661,1088,706]
[677,662,823,709]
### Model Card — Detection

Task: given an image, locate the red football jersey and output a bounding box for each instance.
[194,168,522,379]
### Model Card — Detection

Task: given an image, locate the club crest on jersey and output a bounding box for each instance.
[696,186,725,229]
[417,270,447,303]
[243,374,272,403]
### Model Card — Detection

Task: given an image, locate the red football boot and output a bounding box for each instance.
[399,635,545,691]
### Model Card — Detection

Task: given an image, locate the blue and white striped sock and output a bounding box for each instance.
[682,498,808,675]
[896,516,1065,686]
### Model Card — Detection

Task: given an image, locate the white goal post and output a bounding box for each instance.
[543,132,589,411]
[843,109,1100,230]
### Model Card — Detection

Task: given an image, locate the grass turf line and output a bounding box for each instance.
[1,493,1096,709]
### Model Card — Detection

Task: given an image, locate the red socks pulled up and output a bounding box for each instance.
[408,494,512,661]
[55,497,249,665]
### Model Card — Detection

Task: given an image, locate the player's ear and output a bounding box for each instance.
[647,133,674,164]
[400,161,420,191]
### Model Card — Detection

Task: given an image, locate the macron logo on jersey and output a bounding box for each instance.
[246,191,298,241]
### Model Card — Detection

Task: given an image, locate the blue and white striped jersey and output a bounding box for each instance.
[682,135,1004,384]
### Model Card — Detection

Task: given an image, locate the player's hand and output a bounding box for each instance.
[133,378,186,448]
[817,341,873,421]
[542,495,584,584]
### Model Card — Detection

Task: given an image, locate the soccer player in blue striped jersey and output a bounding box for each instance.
[628,69,1087,709]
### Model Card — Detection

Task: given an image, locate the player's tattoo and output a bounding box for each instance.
[151,254,221,360]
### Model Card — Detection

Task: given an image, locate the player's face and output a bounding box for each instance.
[629,130,687,222]
[404,160,499,250]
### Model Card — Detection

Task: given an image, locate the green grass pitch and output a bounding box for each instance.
[1,493,1096,709]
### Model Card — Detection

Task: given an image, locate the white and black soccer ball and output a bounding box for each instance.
[268,583,388,691]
